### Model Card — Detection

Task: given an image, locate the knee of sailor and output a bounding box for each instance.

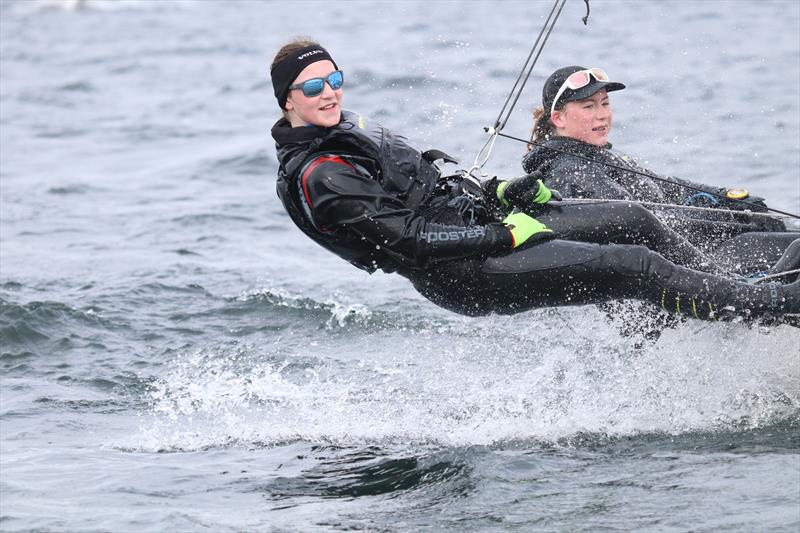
[617,203,666,242]
[602,243,656,275]
[601,202,658,232]
[626,202,660,227]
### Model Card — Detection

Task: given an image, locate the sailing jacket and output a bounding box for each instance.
[272,110,512,274]
[522,136,717,205]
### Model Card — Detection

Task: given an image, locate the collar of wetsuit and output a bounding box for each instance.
[548,136,613,150]
[523,136,613,172]
[270,114,348,146]
[271,118,324,146]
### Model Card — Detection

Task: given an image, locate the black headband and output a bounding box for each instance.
[271,45,338,110]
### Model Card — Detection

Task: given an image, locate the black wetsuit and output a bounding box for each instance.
[522,136,798,273]
[272,111,798,319]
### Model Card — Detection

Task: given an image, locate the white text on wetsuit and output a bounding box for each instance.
[421,227,486,242]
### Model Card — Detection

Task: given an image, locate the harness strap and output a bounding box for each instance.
[421,149,458,165]
[297,155,355,233]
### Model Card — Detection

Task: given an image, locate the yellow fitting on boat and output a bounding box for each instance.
[726,187,749,200]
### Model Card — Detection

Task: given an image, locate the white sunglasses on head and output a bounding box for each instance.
[550,68,610,116]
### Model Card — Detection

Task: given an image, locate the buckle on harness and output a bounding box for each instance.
[421,149,458,165]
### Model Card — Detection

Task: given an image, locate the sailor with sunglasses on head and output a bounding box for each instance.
[522,66,799,278]
[270,39,800,321]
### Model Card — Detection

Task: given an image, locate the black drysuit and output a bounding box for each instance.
[522,136,799,274]
[272,111,798,319]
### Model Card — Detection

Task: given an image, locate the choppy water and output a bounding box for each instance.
[1,0,799,531]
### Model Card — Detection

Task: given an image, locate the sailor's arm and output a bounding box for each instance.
[656,173,720,204]
[546,157,635,200]
[302,158,514,265]
[616,155,767,210]
[660,174,769,212]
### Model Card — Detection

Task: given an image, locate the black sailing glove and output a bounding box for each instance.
[495,171,562,209]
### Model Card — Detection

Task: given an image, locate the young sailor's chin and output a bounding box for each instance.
[317,102,340,126]
[588,125,609,145]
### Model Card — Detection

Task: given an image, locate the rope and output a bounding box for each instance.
[494,130,800,219]
[555,197,796,221]
[752,268,800,284]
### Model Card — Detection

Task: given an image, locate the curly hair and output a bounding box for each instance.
[527,105,556,151]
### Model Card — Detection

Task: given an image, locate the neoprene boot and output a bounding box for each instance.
[767,238,800,283]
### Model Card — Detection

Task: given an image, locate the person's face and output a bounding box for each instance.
[285,60,342,128]
[550,89,612,146]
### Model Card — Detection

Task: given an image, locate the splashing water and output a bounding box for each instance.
[137,305,800,452]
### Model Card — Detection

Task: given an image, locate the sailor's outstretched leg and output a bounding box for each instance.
[535,201,729,275]
[410,239,799,320]
[447,239,800,319]
[600,243,800,319]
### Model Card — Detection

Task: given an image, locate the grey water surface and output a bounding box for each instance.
[1,0,799,531]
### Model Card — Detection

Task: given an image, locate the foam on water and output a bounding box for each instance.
[136,304,800,452]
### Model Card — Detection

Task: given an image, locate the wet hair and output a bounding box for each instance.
[527,105,556,151]
[271,36,321,117]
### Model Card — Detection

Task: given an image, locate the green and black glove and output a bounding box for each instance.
[502,212,554,248]
[496,171,562,209]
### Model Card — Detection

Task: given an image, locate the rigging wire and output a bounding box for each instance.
[465,0,567,181]
[492,0,566,133]
[555,197,797,222]
[752,268,800,284]
[466,0,798,221]
[493,130,800,220]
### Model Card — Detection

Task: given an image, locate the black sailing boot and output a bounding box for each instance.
[766,238,800,283]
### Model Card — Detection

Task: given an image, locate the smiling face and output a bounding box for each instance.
[550,89,612,146]
[284,60,342,128]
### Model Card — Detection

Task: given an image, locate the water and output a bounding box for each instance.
[1,0,799,530]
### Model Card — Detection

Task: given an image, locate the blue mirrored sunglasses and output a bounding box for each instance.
[289,70,344,97]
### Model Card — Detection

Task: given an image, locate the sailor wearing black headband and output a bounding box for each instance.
[270,44,339,112]
[268,38,800,321]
